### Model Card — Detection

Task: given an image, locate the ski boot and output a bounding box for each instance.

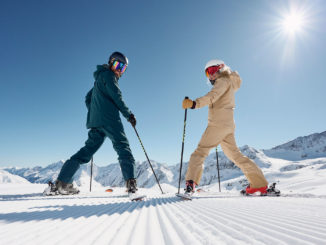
[126,178,145,201]
[240,183,280,196]
[126,178,138,194]
[185,180,196,195]
[176,180,196,200]
[55,180,80,195]
[240,185,267,196]
[43,181,58,196]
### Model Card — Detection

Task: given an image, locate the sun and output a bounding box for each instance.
[281,12,305,34]
[264,2,315,65]
[282,12,304,33]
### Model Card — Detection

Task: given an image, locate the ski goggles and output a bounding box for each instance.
[112,60,127,73]
[205,65,223,77]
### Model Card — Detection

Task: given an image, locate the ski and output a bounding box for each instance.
[240,192,281,197]
[176,193,193,200]
[128,193,146,201]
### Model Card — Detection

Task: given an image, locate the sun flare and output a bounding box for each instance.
[268,2,315,65]
[282,12,304,33]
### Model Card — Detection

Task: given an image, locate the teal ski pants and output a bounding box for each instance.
[57,124,136,183]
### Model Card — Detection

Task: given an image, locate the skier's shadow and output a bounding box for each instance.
[0,195,185,223]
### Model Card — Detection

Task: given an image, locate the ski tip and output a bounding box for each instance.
[175,193,192,200]
[131,197,145,201]
[131,197,146,201]
[129,194,147,201]
[105,189,113,192]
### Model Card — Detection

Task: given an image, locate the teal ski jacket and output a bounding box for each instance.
[85,64,132,129]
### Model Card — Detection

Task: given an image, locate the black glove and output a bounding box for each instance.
[128,114,136,127]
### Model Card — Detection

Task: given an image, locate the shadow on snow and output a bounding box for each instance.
[0,195,191,223]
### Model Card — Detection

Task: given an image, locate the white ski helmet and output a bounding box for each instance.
[204,59,225,71]
[205,59,231,76]
[204,59,232,85]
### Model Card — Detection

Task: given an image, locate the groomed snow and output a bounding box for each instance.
[1,183,326,245]
[1,131,326,244]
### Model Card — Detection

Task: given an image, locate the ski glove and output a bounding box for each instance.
[128,114,136,127]
[182,98,196,109]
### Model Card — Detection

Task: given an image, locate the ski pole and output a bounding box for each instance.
[215,147,221,192]
[90,157,93,192]
[132,125,164,194]
[178,96,188,194]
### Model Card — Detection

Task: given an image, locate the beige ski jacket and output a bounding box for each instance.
[195,72,241,127]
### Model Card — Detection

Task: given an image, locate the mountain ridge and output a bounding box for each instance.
[2,131,326,189]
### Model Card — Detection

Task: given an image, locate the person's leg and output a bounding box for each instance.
[220,133,268,188]
[57,128,105,183]
[185,126,230,185]
[102,122,136,181]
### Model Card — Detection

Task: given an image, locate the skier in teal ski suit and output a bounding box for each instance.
[55,52,138,194]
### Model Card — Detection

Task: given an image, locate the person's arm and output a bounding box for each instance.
[103,75,132,120]
[85,88,93,110]
[195,79,229,108]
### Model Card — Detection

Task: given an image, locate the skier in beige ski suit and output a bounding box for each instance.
[182,59,270,195]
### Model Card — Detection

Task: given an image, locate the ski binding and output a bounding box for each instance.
[43,181,58,196]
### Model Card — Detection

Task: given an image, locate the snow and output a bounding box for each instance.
[0,170,30,184]
[0,183,326,245]
[3,130,326,191]
[1,131,326,244]
[1,158,326,245]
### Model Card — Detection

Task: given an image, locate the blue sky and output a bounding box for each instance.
[1,0,325,167]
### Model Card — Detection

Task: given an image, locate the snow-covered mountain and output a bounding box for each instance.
[3,131,326,191]
[0,169,30,184]
[263,131,326,160]
[4,161,64,183]
[2,146,263,188]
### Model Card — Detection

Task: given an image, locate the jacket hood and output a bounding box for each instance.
[208,71,241,91]
[230,71,241,91]
[93,64,112,80]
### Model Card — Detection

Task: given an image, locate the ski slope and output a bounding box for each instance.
[1,184,326,245]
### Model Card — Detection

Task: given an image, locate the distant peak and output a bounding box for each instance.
[272,131,326,150]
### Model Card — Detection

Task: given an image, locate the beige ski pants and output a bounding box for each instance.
[186,126,268,188]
